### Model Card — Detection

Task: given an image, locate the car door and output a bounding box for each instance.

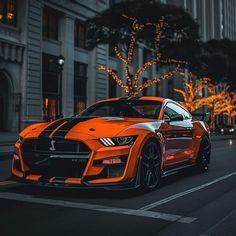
[160,102,194,168]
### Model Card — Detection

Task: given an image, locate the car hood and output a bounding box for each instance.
[21,117,157,139]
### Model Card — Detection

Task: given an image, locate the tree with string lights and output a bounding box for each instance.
[174,72,211,112]
[174,72,233,130]
[97,15,185,97]
[202,83,229,131]
[87,0,200,71]
[220,91,236,125]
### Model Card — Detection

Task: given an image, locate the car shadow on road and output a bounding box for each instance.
[160,166,201,187]
[7,184,143,199]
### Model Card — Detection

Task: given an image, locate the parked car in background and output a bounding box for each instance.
[216,124,235,135]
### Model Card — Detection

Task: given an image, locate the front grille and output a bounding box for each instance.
[21,139,91,178]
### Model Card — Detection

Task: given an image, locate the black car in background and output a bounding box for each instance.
[216,125,236,135]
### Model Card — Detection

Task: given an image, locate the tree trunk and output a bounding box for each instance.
[227,115,232,125]
[210,102,215,132]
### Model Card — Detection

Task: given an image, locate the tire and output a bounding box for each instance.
[196,136,211,173]
[140,140,161,190]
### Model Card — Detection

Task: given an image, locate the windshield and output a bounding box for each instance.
[79,100,162,119]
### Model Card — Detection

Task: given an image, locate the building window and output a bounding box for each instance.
[74,62,87,114]
[74,20,87,48]
[0,0,17,26]
[143,48,152,63]
[42,54,59,121]
[142,78,148,96]
[43,8,58,40]
[109,73,117,98]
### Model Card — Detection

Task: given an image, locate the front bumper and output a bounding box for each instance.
[12,136,143,189]
[11,174,140,190]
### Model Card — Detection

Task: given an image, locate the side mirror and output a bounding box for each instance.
[164,114,171,122]
[170,114,184,122]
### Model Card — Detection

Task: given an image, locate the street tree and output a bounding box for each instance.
[174,72,211,112]
[203,83,229,130]
[174,72,231,130]
[221,91,236,125]
[87,0,200,72]
[201,39,236,91]
[97,15,185,97]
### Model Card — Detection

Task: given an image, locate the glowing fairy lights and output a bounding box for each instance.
[204,87,236,128]
[97,15,185,97]
[174,72,212,112]
[204,84,229,130]
[175,71,235,129]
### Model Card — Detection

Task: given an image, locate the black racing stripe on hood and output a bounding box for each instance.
[51,117,96,139]
[38,119,68,138]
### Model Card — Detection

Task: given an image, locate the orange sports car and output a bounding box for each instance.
[12,97,211,190]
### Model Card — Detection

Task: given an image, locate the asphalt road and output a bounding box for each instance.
[0,138,236,236]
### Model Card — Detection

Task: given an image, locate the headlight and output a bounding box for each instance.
[229,128,234,132]
[100,136,137,147]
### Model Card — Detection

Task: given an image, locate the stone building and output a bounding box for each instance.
[0,0,165,132]
[0,0,111,131]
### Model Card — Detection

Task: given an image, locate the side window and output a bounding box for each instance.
[164,106,177,118]
[181,108,191,119]
[166,102,191,119]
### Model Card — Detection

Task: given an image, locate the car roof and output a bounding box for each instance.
[95,96,166,104]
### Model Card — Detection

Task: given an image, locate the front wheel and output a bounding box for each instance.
[140,140,161,190]
[196,136,211,173]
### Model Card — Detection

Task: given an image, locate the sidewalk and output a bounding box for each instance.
[0,132,18,157]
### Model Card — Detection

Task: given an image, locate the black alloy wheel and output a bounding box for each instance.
[197,136,211,173]
[140,140,161,190]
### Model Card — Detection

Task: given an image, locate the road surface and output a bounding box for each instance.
[0,138,236,236]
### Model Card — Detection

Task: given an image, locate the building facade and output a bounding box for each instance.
[0,0,112,131]
[0,0,164,132]
[165,0,236,41]
[0,0,235,132]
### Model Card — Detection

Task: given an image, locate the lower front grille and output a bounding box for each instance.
[21,139,91,178]
[28,158,88,178]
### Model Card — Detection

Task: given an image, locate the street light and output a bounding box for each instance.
[58,54,65,118]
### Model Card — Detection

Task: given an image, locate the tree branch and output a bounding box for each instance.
[133,60,158,89]
[174,88,188,102]
[138,64,180,92]
[96,65,127,92]
[114,46,127,64]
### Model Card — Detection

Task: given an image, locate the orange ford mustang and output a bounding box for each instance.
[12,97,211,190]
